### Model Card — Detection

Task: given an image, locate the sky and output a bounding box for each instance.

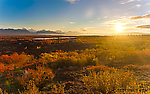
[0,0,150,35]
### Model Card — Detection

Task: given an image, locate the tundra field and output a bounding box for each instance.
[0,35,150,94]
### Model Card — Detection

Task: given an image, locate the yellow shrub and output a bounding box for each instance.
[82,69,137,94]
[39,51,98,69]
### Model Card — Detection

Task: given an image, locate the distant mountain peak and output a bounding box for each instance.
[0,28,30,35]
[36,30,64,34]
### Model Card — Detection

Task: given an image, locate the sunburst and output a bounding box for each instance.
[115,23,124,33]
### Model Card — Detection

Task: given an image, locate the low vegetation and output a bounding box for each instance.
[0,36,150,93]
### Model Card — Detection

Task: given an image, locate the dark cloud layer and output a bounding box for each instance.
[137,25,150,29]
[131,14,150,20]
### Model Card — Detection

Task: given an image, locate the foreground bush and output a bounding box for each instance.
[18,66,54,87]
[82,69,138,94]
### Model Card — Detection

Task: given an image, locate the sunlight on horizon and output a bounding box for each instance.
[115,23,125,33]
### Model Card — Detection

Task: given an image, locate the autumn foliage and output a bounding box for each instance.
[0,36,150,93]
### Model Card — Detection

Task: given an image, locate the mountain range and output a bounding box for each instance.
[0,28,64,35]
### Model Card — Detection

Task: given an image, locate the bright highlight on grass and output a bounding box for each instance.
[115,23,124,33]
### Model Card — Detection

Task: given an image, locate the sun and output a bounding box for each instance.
[115,24,124,33]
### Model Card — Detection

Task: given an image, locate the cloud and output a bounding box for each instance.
[147,10,150,13]
[69,21,76,24]
[65,0,78,4]
[85,8,95,18]
[131,14,150,20]
[81,28,87,32]
[135,4,141,8]
[137,25,150,29]
[80,27,96,32]
[120,0,141,4]
[146,2,150,6]
[106,18,129,25]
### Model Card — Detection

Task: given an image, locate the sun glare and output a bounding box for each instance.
[115,24,124,33]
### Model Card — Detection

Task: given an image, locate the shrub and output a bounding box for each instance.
[123,64,138,71]
[0,63,14,73]
[85,65,112,72]
[19,80,41,94]
[18,66,54,87]
[82,69,138,94]
[39,51,98,69]
[0,53,34,68]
